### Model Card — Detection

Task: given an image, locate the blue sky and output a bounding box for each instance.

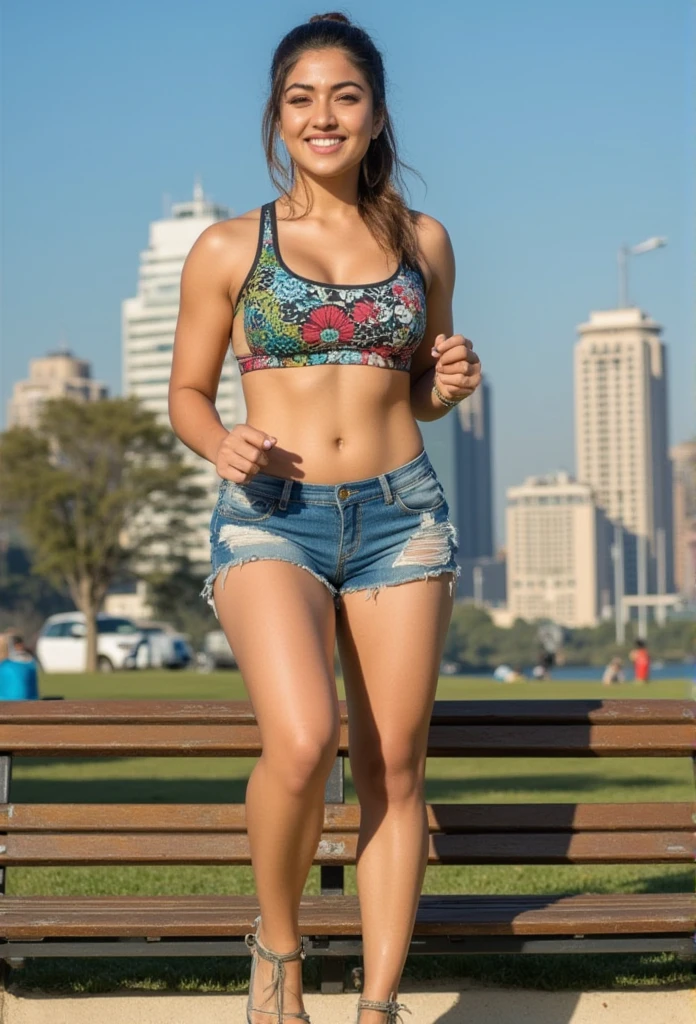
[2,0,693,543]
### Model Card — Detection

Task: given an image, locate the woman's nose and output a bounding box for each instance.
[312,102,337,128]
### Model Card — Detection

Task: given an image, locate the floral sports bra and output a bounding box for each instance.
[233,202,427,375]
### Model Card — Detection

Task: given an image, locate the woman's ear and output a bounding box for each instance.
[372,106,385,140]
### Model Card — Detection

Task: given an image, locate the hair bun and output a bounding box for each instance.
[308,12,351,25]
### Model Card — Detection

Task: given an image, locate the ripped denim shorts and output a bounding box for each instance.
[200,447,460,617]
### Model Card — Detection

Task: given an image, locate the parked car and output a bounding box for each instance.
[201,629,238,670]
[126,622,193,670]
[36,613,144,673]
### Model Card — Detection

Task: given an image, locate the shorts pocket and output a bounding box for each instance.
[393,472,446,514]
[218,481,278,522]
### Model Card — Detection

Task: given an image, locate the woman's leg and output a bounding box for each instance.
[213,561,340,1023]
[336,575,455,1024]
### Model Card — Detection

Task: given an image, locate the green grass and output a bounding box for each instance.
[5,671,694,993]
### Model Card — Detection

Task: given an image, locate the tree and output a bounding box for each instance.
[146,553,217,653]
[0,396,206,671]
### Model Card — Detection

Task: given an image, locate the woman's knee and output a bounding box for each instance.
[264,723,341,794]
[352,736,425,803]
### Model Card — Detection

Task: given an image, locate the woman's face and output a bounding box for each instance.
[278,47,382,181]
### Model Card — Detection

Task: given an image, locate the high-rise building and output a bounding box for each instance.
[670,440,696,599]
[7,348,108,429]
[453,375,494,559]
[506,472,612,628]
[122,180,242,565]
[574,307,673,594]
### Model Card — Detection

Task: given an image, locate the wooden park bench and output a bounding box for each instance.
[0,697,694,992]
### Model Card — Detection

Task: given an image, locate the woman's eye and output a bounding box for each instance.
[338,94,359,102]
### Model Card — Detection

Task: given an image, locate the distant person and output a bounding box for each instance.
[602,656,625,686]
[629,638,651,684]
[493,664,524,683]
[533,650,554,680]
[1,633,39,700]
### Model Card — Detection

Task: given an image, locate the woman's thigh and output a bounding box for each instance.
[213,561,341,753]
[336,574,454,787]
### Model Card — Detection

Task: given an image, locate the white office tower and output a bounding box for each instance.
[574,308,673,595]
[123,181,242,567]
[506,473,612,627]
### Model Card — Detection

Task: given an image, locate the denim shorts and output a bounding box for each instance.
[200,447,460,617]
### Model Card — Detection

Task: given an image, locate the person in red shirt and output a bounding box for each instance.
[629,639,651,683]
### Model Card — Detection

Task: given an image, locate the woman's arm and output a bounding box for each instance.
[168,223,237,465]
[408,214,481,421]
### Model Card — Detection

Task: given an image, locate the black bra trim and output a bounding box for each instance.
[233,204,268,314]
[269,199,405,290]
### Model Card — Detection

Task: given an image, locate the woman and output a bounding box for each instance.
[169,13,481,1024]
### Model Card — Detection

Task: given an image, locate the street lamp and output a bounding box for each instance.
[618,236,667,308]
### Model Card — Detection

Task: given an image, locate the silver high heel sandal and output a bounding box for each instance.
[243,914,312,1023]
[356,991,412,1023]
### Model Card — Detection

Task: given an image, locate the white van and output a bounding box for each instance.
[36,613,144,673]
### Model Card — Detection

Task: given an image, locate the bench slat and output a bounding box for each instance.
[1,699,691,725]
[0,893,692,939]
[1,830,691,864]
[1,723,691,756]
[2,802,693,833]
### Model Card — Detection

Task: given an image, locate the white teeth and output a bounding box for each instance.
[308,137,343,147]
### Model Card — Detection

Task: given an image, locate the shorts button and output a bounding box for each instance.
[338,487,350,499]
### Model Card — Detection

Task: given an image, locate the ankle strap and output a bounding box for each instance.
[244,922,306,964]
[358,993,412,1022]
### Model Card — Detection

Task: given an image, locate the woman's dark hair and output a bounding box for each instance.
[262,11,422,270]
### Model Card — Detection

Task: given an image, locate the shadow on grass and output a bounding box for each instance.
[8,948,692,1001]
[8,777,250,804]
[9,771,672,805]
[422,774,671,798]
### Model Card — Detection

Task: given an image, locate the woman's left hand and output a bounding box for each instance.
[431,333,482,401]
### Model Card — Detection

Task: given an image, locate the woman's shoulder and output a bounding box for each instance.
[181,205,269,288]
[410,210,455,283]
[192,205,267,255]
[410,210,452,250]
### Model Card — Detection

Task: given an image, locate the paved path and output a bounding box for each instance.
[2,982,694,1024]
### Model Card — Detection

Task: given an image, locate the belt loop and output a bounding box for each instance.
[279,479,293,510]
[378,473,393,504]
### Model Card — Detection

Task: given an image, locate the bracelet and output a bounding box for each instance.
[432,379,463,409]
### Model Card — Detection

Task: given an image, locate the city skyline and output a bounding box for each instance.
[2,1,692,543]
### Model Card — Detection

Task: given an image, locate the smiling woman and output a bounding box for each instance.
[167,11,482,1024]
[262,12,422,273]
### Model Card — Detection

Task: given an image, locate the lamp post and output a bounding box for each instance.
[618,236,667,308]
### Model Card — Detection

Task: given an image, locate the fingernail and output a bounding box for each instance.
[263,439,272,449]
[431,347,438,356]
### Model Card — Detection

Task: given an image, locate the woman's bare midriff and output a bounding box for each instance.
[239,362,426,483]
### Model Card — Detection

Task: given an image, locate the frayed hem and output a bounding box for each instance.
[200,557,339,618]
[338,565,461,604]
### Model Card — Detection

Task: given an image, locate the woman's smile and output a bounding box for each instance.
[304,134,347,155]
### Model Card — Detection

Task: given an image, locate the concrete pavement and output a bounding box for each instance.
[1,980,694,1024]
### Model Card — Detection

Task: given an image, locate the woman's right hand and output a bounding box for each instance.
[215,424,277,483]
